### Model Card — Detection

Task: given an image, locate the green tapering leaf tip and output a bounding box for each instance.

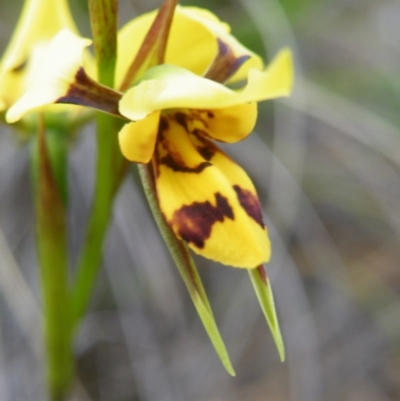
[192,292,236,376]
[274,329,285,362]
[225,363,236,377]
[248,267,285,362]
[209,337,236,376]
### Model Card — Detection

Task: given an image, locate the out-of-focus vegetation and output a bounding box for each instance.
[1,0,400,400]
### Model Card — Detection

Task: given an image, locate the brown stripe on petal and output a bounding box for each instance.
[175,112,189,131]
[233,185,264,228]
[196,146,214,161]
[57,67,123,117]
[171,192,234,248]
[204,39,251,84]
[157,120,213,173]
[190,131,217,161]
[159,153,211,173]
[11,60,27,73]
[157,115,169,140]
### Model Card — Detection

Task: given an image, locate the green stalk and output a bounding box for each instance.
[72,0,120,324]
[32,117,73,401]
[72,0,178,324]
[88,0,118,87]
[72,113,121,323]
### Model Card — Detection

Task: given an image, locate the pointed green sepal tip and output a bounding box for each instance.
[191,289,236,376]
[248,266,285,362]
[172,242,236,376]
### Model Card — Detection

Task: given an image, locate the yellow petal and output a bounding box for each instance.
[6,30,92,123]
[179,7,263,82]
[116,6,216,88]
[182,103,257,143]
[241,49,294,102]
[205,103,257,142]
[0,0,78,110]
[116,6,262,88]
[119,49,293,121]
[119,65,231,120]
[118,111,160,163]
[154,115,270,268]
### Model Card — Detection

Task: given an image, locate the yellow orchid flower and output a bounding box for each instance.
[6,7,293,268]
[118,51,292,268]
[0,0,79,112]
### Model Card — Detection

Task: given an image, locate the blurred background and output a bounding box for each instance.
[1,0,400,400]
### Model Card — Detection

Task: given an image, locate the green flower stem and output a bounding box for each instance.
[71,0,121,325]
[72,0,178,324]
[72,114,122,323]
[248,266,285,361]
[138,163,235,376]
[88,0,118,87]
[33,117,73,401]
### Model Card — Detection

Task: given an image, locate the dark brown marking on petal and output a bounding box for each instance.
[190,110,210,130]
[156,121,213,173]
[159,153,211,173]
[189,131,217,161]
[192,128,209,138]
[57,67,123,117]
[204,39,251,83]
[196,146,214,161]
[232,55,251,72]
[207,111,214,119]
[233,185,264,228]
[11,60,27,73]
[175,112,189,131]
[158,116,169,140]
[152,117,170,177]
[171,192,234,248]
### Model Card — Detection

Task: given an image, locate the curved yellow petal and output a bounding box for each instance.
[206,103,258,142]
[183,103,258,143]
[116,6,263,88]
[6,30,92,123]
[180,7,263,82]
[154,115,270,268]
[241,49,294,102]
[118,111,160,163]
[119,66,232,120]
[119,49,293,121]
[0,0,78,110]
[117,6,216,88]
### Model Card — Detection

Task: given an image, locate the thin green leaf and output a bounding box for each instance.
[33,114,73,401]
[248,265,285,361]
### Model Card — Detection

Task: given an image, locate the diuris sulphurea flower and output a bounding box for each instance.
[7,6,293,268]
[0,0,80,113]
